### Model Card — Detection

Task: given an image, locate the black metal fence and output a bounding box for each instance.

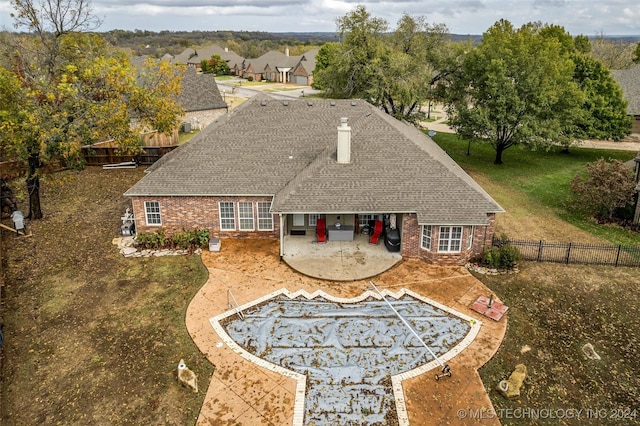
[493,238,640,267]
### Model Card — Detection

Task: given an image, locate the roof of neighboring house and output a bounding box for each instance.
[295,49,318,75]
[245,51,301,75]
[125,94,503,225]
[611,65,640,116]
[172,45,246,71]
[177,68,227,112]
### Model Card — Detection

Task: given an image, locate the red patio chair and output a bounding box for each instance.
[369,220,383,245]
[316,218,327,243]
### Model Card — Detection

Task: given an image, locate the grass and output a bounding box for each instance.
[475,263,640,426]
[0,168,214,425]
[432,133,640,246]
[429,132,640,425]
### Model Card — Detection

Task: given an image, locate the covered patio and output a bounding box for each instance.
[281,232,402,281]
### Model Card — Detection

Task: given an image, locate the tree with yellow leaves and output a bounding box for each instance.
[1,0,183,219]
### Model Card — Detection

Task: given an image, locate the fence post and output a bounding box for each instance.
[565,242,572,264]
[537,240,543,262]
[615,245,621,267]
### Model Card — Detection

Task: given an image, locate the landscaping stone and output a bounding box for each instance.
[582,343,601,360]
[497,364,527,400]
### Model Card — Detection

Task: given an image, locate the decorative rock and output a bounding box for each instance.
[177,359,198,393]
[497,364,527,400]
[582,343,601,360]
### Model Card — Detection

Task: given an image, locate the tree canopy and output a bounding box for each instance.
[442,20,585,164]
[313,6,448,124]
[1,0,183,219]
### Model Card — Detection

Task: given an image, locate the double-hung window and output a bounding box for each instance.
[219,202,235,230]
[438,226,462,252]
[257,202,273,230]
[421,225,432,250]
[238,202,255,231]
[144,201,161,226]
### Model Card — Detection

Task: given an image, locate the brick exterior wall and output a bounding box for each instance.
[182,109,227,131]
[400,213,497,265]
[131,195,280,239]
[130,195,497,266]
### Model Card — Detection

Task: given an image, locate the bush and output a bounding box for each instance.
[136,228,210,252]
[482,237,521,270]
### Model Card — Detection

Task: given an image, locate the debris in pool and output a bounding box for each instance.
[220,291,475,425]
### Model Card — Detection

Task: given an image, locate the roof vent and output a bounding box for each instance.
[260,100,267,106]
[351,101,357,106]
[307,101,313,106]
[330,101,336,106]
[283,101,289,106]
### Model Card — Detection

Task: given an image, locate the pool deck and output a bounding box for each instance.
[186,239,506,425]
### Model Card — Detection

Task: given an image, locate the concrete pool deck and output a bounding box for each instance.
[186,239,506,425]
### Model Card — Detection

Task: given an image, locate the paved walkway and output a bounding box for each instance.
[186,239,506,425]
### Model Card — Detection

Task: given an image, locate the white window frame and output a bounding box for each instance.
[238,202,255,231]
[421,225,432,250]
[308,214,321,227]
[144,201,162,226]
[257,202,273,231]
[219,201,235,230]
[358,214,376,224]
[467,226,474,249]
[438,226,463,253]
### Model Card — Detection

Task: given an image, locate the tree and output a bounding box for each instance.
[571,54,632,140]
[443,20,584,164]
[2,0,183,219]
[634,42,640,64]
[314,5,388,100]
[200,54,230,75]
[590,34,637,69]
[571,158,636,221]
[312,7,449,124]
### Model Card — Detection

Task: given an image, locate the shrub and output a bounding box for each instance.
[482,236,521,270]
[136,228,210,252]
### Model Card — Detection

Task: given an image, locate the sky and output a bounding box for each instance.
[1,0,640,36]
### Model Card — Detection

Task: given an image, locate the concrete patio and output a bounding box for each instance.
[186,239,507,426]
[281,233,402,281]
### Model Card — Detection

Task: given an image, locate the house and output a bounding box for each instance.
[172,45,246,76]
[178,67,228,130]
[611,65,640,134]
[124,94,504,265]
[290,49,318,86]
[242,48,302,83]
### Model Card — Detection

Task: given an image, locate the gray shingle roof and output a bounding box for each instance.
[246,51,301,73]
[177,68,227,112]
[125,94,503,225]
[611,65,640,116]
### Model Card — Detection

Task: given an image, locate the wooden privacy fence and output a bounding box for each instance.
[82,145,177,166]
[493,238,640,267]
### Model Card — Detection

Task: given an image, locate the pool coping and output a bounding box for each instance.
[211,287,482,426]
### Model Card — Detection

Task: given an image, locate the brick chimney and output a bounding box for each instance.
[337,117,351,164]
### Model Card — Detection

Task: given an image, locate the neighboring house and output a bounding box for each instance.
[178,67,228,130]
[291,49,318,86]
[124,94,504,265]
[243,48,301,82]
[634,152,640,224]
[611,65,640,134]
[173,45,246,75]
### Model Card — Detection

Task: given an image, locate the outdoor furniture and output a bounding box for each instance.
[316,218,327,243]
[369,220,383,245]
[328,224,354,241]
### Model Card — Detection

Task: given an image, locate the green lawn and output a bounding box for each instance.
[432,133,640,246]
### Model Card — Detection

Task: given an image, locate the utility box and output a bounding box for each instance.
[209,237,221,252]
[182,122,191,133]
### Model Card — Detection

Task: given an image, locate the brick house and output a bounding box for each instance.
[124,94,504,265]
[178,67,228,131]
